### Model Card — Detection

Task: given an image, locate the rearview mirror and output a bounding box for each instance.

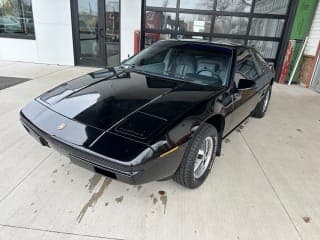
[237,79,255,90]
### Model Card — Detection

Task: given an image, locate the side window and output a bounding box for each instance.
[252,49,268,71]
[236,48,259,81]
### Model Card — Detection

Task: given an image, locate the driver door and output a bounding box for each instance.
[229,48,261,130]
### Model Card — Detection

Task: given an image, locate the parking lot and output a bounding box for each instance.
[0,60,319,240]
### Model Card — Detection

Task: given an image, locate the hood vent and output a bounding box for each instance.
[114,111,167,140]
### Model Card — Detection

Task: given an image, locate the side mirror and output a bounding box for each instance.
[237,79,255,90]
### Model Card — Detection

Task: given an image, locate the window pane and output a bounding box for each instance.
[212,38,245,45]
[106,0,120,66]
[216,0,251,12]
[146,11,176,30]
[179,14,211,33]
[250,18,284,37]
[146,0,176,8]
[254,0,289,15]
[0,0,34,36]
[180,0,215,10]
[78,0,99,57]
[214,16,248,35]
[144,33,173,47]
[248,40,279,59]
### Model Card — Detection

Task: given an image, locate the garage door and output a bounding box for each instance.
[142,0,297,77]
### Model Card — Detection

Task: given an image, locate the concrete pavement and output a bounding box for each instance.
[0,60,319,240]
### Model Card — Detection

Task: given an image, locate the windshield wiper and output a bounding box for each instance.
[90,67,129,79]
[120,63,136,69]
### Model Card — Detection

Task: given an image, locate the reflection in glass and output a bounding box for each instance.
[250,18,284,38]
[177,35,210,41]
[78,0,99,57]
[212,38,245,45]
[145,33,173,47]
[216,0,251,12]
[146,11,176,30]
[254,0,289,14]
[179,14,211,33]
[146,0,176,8]
[214,16,248,35]
[106,0,120,66]
[248,40,279,59]
[180,0,214,10]
[0,0,34,36]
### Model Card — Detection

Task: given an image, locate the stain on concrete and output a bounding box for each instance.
[105,202,109,207]
[33,210,38,214]
[61,164,65,167]
[225,138,230,143]
[115,196,124,203]
[85,174,102,192]
[158,191,167,214]
[296,129,303,133]
[70,179,74,183]
[149,194,154,199]
[52,169,57,174]
[77,178,112,223]
[30,202,35,206]
[236,129,241,133]
[153,197,158,205]
[137,185,142,191]
[302,216,311,223]
[52,180,56,184]
[239,125,244,129]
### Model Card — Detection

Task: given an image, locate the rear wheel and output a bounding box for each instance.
[252,86,271,118]
[173,123,218,189]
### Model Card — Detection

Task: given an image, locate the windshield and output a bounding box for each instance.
[125,41,233,86]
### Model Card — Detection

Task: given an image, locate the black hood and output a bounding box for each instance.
[38,71,223,142]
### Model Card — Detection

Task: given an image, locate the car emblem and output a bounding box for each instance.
[57,123,66,130]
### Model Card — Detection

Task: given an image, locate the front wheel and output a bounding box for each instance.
[173,123,218,189]
[252,86,272,118]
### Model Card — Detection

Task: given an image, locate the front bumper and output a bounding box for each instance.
[20,112,187,185]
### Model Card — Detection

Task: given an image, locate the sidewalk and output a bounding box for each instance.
[0,60,319,240]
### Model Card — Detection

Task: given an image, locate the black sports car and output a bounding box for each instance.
[20,40,274,189]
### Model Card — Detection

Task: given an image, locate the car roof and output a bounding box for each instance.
[162,39,250,50]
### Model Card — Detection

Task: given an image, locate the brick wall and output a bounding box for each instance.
[299,56,315,85]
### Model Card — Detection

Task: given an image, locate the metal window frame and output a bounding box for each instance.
[141,0,298,81]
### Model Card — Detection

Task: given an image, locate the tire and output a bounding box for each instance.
[173,123,218,189]
[252,86,272,118]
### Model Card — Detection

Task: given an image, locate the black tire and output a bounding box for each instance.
[252,86,272,118]
[173,123,218,189]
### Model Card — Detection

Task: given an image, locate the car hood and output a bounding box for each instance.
[38,70,223,142]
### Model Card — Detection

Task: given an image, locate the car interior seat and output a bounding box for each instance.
[196,58,223,84]
[167,52,196,77]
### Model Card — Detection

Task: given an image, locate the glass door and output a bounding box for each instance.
[72,0,120,67]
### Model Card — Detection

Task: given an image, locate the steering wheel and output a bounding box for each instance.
[197,69,215,77]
